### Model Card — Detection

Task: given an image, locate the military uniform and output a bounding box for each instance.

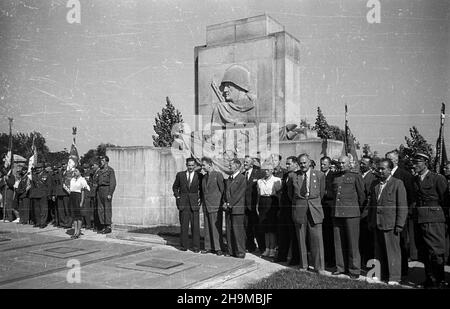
[81,167,94,229]
[331,171,365,276]
[96,165,116,230]
[16,173,31,224]
[0,172,16,222]
[414,170,448,286]
[29,166,53,228]
[91,166,100,230]
[53,168,73,228]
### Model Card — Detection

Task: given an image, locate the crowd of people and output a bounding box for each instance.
[0,155,116,239]
[172,152,450,288]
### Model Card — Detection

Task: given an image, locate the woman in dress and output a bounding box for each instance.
[69,168,90,239]
[256,161,282,258]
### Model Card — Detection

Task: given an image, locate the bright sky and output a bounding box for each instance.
[0,0,449,157]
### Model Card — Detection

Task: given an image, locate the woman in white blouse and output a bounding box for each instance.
[257,161,282,258]
[69,168,90,239]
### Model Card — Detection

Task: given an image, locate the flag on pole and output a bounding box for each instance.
[67,127,79,168]
[4,118,13,172]
[434,103,447,174]
[28,134,37,175]
[343,105,358,163]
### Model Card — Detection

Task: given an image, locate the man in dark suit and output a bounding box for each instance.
[386,149,417,280]
[320,156,335,268]
[172,157,201,252]
[412,153,448,288]
[200,156,224,255]
[359,155,378,268]
[224,158,247,258]
[331,155,366,279]
[368,158,408,285]
[275,156,300,265]
[29,162,53,228]
[289,154,326,272]
[243,155,263,253]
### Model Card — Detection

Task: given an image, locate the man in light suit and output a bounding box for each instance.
[368,158,408,285]
[243,155,264,253]
[386,149,418,279]
[172,158,201,252]
[224,158,247,258]
[289,153,326,272]
[200,156,224,255]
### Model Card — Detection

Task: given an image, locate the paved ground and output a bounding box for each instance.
[1,221,448,289]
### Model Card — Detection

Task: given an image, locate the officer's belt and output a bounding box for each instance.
[417,201,441,207]
[295,194,319,200]
[98,184,110,187]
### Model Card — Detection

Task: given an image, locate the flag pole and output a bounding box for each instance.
[3,117,13,221]
[435,103,446,173]
[344,104,348,156]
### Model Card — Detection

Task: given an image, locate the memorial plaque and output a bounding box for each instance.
[45,247,83,254]
[136,259,183,270]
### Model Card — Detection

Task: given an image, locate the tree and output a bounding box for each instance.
[313,107,333,139]
[152,96,183,147]
[362,144,372,156]
[80,143,117,166]
[399,126,433,166]
[0,131,49,161]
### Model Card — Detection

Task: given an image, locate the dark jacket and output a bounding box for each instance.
[331,171,365,218]
[201,170,224,214]
[97,166,116,196]
[224,173,246,215]
[414,171,448,224]
[243,168,262,212]
[29,171,53,199]
[172,170,201,212]
[392,166,416,209]
[361,171,378,218]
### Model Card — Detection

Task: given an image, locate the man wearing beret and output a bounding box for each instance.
[96,155,116,234]
[412,153,448,288]
[29,162,53,228]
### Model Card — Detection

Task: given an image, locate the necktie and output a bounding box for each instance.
[188,172,192,187]
[245,171,249,180]
[300,173,307,196]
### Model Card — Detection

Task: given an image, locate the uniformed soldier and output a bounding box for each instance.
[29,162,53,228]
[16,167,31,224]
[81,163,93,229]
[412,153,449,288]
[53,162,72,228]
[91,160,101,231]
[46,163,57,226]
[331,155,365,279]
[96,155,116,234]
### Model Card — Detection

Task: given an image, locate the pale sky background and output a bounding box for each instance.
[0,0,449,157]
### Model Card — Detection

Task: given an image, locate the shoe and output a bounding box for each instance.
[348,274,360,280]
[439,281,449,289]
[39,225,47,229]
[179,247,187,251]
[388,281,400,286]
[332,271,346,276]
[236,254,246,259]
[201,250,212,254]
[261,249,270,257]
[101,227,112,234]
[268,249,276,258]
[216,251,223,256]
[13,218,20,223]
[192,249,200,253]
[371,277,381,283]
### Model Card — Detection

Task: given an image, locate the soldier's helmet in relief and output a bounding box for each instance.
[221,64,251,92]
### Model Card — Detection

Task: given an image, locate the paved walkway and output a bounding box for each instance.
[1,221,448,289]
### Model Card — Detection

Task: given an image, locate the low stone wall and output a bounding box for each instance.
[107,146,185,227]
[107,140,343,228]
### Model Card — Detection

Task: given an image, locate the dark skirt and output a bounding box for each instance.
[258,196,279,233]
[69,192,82,220]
